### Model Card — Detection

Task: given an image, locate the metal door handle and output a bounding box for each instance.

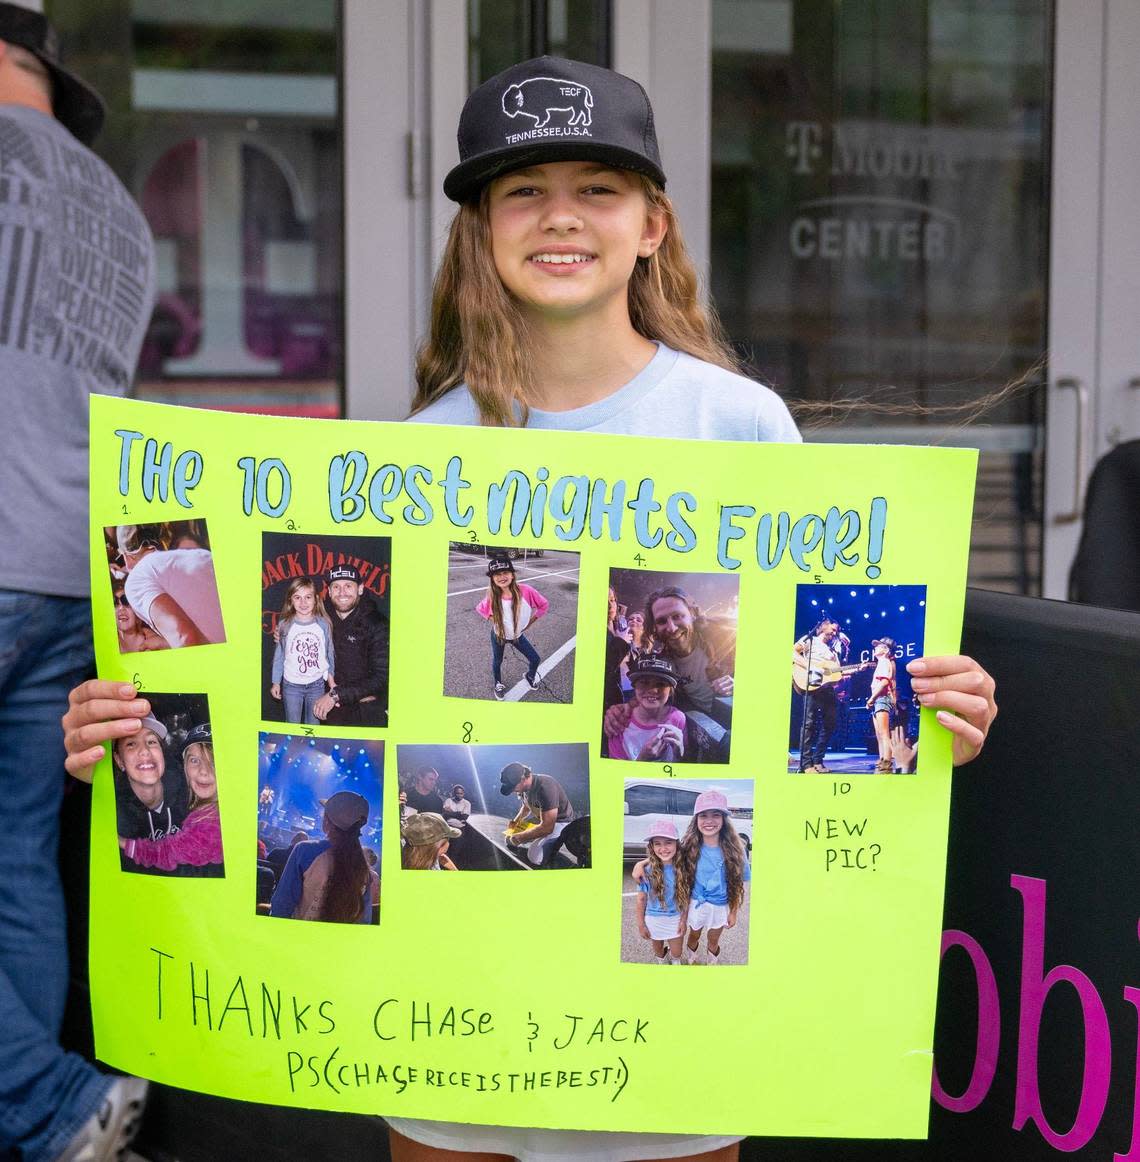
[1054,376,1088,524]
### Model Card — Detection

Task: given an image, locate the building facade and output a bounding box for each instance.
[47,0,1140,598]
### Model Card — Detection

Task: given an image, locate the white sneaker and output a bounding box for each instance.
[55,1075,149,1162]
[685,946,705,966]
[493,683,507,700]
[707,948,722,965]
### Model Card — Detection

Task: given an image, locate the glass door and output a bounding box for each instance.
[707,0,1050,594]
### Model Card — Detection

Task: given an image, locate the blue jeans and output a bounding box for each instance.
[283,677,326,724]
[0,590,110,1161]
[490,631,540,686]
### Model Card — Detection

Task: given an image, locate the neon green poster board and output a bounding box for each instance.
[88,395,976,1138]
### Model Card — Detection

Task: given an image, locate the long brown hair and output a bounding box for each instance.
[487,572,523,642]
[642,837,677,912]
[411,178,740,426]
[675,811,747,915]
[402,841,446,870]
[319,819,370,923]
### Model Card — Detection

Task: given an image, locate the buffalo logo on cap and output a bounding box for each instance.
[501,76,594,132]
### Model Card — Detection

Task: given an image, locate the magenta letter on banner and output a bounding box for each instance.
[1012,874,1111,1150]
[932,929,1000,1112]
[1113,983,1140,1162]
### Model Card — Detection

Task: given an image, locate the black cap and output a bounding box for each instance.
[499,761,531,795]
[326,564,361,584]
[445,56,665,203]
[628,655,678,688]
[0,3,105,145]
[486,556,514,576]
[183,722,212,754]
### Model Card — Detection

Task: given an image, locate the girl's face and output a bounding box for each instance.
[291,585,316,616]
[608,588,617,620]
[697,810,725,840]
[874,643,891,658]
[491,570,513,589]
[632,677,671,711]
[184,743,217,800]
[114,591,139,631]
[487,161,666,325]
[650,836,677,862]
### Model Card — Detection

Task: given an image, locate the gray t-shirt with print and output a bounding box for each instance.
[0,104,155,596]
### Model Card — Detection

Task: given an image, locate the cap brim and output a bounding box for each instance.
[40,58,105,146]
[445,141,666,203]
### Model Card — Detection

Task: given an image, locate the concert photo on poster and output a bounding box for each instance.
[788,584,927,774]
[442,542,579,704]
[112,691,224,878]
[620,778,753,966]
[256,733,383,925]
[396,743,590,871]
[261,532,391,727]
[603,569,740,764]
[103,519,225,653]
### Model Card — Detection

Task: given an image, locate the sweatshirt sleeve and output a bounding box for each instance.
[270,844,306,917]
[520,584,549,619]
[271,625,286,684]
[323,618,336,679]
[124,807,222,870]
[475,596,492,619]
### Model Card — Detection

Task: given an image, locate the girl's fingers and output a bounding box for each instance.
[68,679,140,707]
[65,745,107,783]
[64,715,143,757]
[916,687,990,718]
[63,696,149,730]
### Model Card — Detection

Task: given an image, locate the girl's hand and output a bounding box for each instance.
[907,655,997,766]
[603,701,634,738]
[638,922,651,940]
[727,909,738,929]
[890,726,917,771]
[270,683,281,700]
[118,836,129,851]
[637,727,668,761]
[62,680,151,783]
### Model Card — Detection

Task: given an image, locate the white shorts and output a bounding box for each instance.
[687,900,730,933]
[644,912,682,941]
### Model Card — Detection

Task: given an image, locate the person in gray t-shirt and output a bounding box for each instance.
[0,7,154,1159]
[499,761,574,867]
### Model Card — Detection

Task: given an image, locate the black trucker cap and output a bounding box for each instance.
[444,55,665,203]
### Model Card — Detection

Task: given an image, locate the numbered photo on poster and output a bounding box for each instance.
[396,743,590,870]
[257,733,383,925]
[260,532,391,728]
[621,778,753,966]
[103,520,225,652]
[443,542,579,704]
[788,584,927,774]
[603,569,740,764]
[112,691,224,878]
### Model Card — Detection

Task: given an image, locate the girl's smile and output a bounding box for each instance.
[492,571,513,588]
[292,588,315,616]
[650,837,677,861]
[633,679,670,709]
[487,161,665,325]
[697,809,724,839]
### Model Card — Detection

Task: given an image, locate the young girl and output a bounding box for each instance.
[66,52,996,1162]
[118,723,223,876]
[675,788,750,966]
[607,655,686,761]
[632,819,685,964]
[113,584,169,653]
[401,812,461,870]
[475,556,548,699]
[866,637,898,773]
[270,577,336,725]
